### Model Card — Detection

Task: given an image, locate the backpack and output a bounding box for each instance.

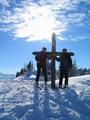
[67,55,72,68]
[35,55,39,61]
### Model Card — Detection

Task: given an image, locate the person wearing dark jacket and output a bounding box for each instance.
[35,47,48,86]
[56,48,72,88]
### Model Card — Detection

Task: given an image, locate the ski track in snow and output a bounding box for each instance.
[0,75,90,120]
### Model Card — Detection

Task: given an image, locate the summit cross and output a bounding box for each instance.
[32,33,74,88]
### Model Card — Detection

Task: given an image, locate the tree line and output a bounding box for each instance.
[16,60,90,78]
[16,61,34,77]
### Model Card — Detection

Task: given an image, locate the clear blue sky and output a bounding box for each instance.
[0,0,90,74]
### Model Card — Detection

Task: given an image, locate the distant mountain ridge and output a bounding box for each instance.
[0,73,15,80]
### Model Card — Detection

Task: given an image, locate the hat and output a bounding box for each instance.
[62,48,67,52]
[42,47,47,50]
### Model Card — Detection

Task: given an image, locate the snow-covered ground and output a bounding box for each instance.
[0,75,90,120]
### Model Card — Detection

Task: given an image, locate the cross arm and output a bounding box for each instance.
[32,51,74,56]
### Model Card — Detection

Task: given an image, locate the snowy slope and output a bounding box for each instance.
[0,75,90,120]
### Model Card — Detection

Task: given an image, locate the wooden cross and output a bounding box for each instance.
[32,33,74,88]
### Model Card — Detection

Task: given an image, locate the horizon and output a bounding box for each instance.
[0,0,90,74]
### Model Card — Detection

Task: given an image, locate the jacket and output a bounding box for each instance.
[35,51,47,68]
[56,52,72,71]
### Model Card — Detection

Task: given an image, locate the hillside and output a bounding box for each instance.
[0,75,90,120]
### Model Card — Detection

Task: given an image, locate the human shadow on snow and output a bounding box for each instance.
[54,88,90,120]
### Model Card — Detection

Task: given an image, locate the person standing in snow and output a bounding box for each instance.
[55,48,72,88]
[35,47,48,86]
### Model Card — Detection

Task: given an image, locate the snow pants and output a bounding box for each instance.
[36,63,48,83]
[59,68,69,86]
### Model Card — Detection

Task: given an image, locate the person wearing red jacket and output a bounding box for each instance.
[35,47,48,86]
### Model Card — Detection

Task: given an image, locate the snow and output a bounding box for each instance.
[0,73,15,80]
[0,75,90,120]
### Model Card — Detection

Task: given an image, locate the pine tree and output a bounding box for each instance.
[69,60,78,77]
[26,61,34,76]
[20,68,24,75]
[15,60,34,78]
[16,72,20,77]
[27,61,32,71]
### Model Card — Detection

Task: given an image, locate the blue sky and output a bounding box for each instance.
[0,0,90,74]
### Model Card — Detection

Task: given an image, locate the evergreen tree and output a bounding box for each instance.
[27,61,32,71]
[20,68,24,75]
[82,68,87,75]
[23,68,27,73]
[26,61,34,76]
[88,69,90,74]
[15,60,34,78]
[69,60,78,77]
[16,72,20,77]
